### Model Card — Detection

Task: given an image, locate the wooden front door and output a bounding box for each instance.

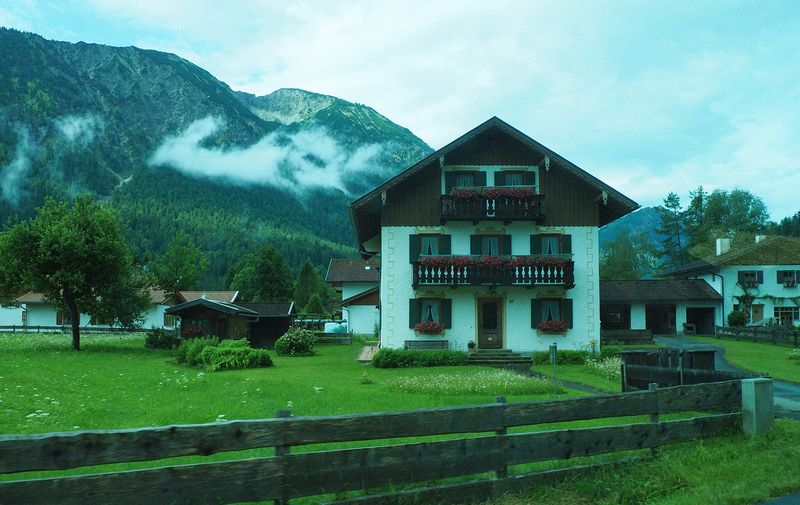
[477,298,502,349]
[751,304,764,323]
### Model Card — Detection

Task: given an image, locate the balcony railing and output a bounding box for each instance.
[440,187,545,224]
[412,255,574,288]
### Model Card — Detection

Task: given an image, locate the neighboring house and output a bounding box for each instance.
[662,236,800,326]
[0,304,23,326]
[177,291,240,304]
[600,280,722,335]
[165,299,296,348]
[349,117,638,352]
[325,258,380,335]
[13,290,178,330]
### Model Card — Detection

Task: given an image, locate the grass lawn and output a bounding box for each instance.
[690,336,800,383]
[531,363,621,393]
[0,332,575,435]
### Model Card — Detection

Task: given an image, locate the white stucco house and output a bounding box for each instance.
[349,117,639,352]
[662,236,800,327]
[600,279,722,335]
[325,258,380,335]
[0,304,23,326]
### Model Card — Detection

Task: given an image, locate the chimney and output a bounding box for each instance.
[716,238,731,256]
[755,235,767,244]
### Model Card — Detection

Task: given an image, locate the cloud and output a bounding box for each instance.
[53,114,104,146]
[149,116,385,194]
[0,126,34,207]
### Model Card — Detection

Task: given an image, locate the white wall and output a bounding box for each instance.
[380,224,599,353]
[342,282,378,300]
[0,305,22,326]
[344,305,380,335]
[24,303,174,329]
[630,304,646,329]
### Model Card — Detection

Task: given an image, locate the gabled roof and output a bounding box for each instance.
[178,290,240,303]
[238,302,296,317]
[350,116,639,248]
[600,280,722,303]
[165,298,258,316]
[660,236,800,277]
[17,289,169,305]
[341,286,380,305]
[326,258,380,285]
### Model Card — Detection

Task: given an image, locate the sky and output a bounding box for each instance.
[2,0,800,218]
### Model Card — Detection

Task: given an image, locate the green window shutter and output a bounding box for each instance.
[757,271,764,284]
[470,235,482,255]
[445,172,457,194]
[561,235,572,254]
[475,171,487,187]
[562,299,573,328]
[531,299,542,328]
[525,171,536,186]
[439,234,451,255]
[530,235,541,254]
[441,299,452,328]
[778,271,784,283]
[737,271,745,284]
[494,172,506,186]
[409,299,420,328]
[409,234,420,263]
[501,235,512,255]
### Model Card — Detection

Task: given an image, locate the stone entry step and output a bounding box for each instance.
[469,349,532,366]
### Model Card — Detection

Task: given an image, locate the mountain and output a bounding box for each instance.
[599,206,663,247]
[0,28,433,285]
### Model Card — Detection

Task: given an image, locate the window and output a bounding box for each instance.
[777,270,800,286]
[409,298,452,328]
[420,235,439,256]
[456,172,474,187]
[481,236,500,256]
[738,270,763,287]
[471,235,511,256]
[56,310,71,326]
[89,315,113,326]
[164,314,177,327]
[774,306,799,322]
[531,234,572,256]
[531,298,573,328]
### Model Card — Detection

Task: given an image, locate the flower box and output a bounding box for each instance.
[536,320,569,333]
[414,321,444,334]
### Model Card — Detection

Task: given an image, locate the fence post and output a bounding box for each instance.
[648,383,660,457]
[678,350,684,385]
[275,409,292,505]
[621,361,627,392]
[495,396,508,480]
[741,378,773,437]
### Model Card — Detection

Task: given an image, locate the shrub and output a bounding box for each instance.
[198,346,273,372]
[217,338,250,349]
[176,337,220,366]
[144,328,180,349]
[787,349,800,361]
[728,310,748,327]
[274,327,318,356]
[531,349,590,365]
[600,345,622,359]
[371,348,469,368]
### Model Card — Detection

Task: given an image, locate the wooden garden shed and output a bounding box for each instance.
[165,299,296,349]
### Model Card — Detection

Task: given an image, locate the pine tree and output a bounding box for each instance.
[294,259,322,309]
[656,192,687,269]
[303,293,327,317]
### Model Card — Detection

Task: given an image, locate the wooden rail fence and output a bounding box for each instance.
[0,381,752,505]
[0,325,147,334]
[715,325,798,347]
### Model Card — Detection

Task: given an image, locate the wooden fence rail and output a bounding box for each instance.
[0,325,147,334]
[0,381,751,505]
[715,325,798,347]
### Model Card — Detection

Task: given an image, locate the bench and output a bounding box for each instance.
[404,339,449,350]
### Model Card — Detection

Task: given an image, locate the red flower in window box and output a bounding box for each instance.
[478,256,505,268]
[508,256,534,268]
[449,189,478,200]
[481,187,536,200]
[536,320,569,333]
[451,256,474,268]
[533,256,567,268]
[414,321,444,334]
[183,326,204,337]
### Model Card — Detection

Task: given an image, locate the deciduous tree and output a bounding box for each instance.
[150,233,208,301]
[227,245,293,302]
[600,231,657,280]
[0,196,150,350]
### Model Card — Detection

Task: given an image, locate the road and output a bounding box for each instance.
[653,335,800,419]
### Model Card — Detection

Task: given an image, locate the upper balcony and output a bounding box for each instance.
[440,187,545,224]
[412,255,574,289]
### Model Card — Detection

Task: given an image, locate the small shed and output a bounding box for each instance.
[165,299,296,349]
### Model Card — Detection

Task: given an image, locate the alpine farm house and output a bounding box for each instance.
[350,117,638,353]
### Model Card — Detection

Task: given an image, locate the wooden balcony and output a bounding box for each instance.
[440,188,545,224]
[412,255,574,288]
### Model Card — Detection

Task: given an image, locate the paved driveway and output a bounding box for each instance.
[653,335,800,419]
